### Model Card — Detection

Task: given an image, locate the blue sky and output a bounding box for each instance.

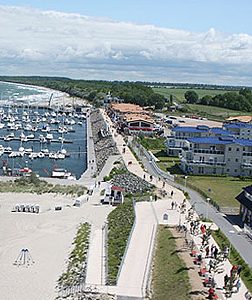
[0,1,252,85]
[2,0,252,35]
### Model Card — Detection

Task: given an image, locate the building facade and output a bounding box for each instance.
[180,136,252,177]
[166,125,232,156]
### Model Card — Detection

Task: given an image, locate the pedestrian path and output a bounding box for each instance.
[116,202,157,298]
[86,228,104,285]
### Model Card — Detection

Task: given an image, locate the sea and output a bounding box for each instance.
[0,81,87,180]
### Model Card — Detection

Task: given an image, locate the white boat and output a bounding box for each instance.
[51,168,76,180]
[27,133,35,139]
[46,133,53,140]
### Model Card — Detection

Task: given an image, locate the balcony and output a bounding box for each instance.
[186,160,226,166]
[193,149,224,155]
[242,163,252,168]
[243,152,252,157]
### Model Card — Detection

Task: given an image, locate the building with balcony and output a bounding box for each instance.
[166,125,232,156]
[180,136,252,177]
[236,185,252,228]
[223,122,252,140]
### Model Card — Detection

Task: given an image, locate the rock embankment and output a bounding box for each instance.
[90,109,119,174]
[112,172,153,194]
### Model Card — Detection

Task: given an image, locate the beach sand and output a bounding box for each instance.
[0,192,111,300]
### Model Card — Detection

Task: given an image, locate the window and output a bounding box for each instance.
[227,158,231,162]
[236,148,240,151]
[228,147,232,151]
[227,168,230,172]
[234,169,237,173]
[235,158,239,162]
[141,122,150,128]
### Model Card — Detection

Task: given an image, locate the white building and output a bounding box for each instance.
[180,136,252,177]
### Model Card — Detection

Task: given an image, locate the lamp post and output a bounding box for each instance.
[206,197,210,220]
[184,175,188,189]
[228,230,235,258]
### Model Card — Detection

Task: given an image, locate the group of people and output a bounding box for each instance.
[171,200,178,210]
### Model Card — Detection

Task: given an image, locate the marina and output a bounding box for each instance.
[0,103,88,179]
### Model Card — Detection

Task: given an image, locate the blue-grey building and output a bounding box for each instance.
[180,136,252,176]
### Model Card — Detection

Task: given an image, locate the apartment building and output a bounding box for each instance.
[166,125,232,156]
[223,122,252,139]
[180,136,252,176]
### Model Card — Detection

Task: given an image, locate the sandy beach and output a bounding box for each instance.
[0,192,112,300]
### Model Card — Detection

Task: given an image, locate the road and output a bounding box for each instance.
[131,140,252,269]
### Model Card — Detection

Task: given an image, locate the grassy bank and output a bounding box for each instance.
[212,229,252,293]
[176,175,252,208]
[152,226,191,300]
[138,137,166,151]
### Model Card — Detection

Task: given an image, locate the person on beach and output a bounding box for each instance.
[171,190,174,197]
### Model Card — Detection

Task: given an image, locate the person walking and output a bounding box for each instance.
[224,274,229,288]
[171,190,174,197]
[171,201,175,210]
[236,278,241,292]
[214,247,218,259]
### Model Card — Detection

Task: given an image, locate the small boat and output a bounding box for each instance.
[46,133,53,141]
[51,168,76,180]
[27,133,35,139]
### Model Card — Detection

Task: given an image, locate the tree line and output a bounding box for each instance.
[184,88,252,112]
[0,76,165,109]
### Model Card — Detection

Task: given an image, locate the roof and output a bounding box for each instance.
[244,185,252,194]
[111,185,124,192]
[173,126,209,133]
[110,103,145,114]
[124,113,155,124]
[188,136,252,146]
[210,128,233,135]
[236,191,252,210]
[224,122,252,129]
[226,116,252,123]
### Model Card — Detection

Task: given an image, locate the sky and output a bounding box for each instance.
[0,1,252,85]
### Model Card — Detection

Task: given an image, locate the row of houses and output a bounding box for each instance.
[166,122,252,177]
[107,103,161,134]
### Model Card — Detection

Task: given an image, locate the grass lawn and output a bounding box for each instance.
[153,87,230,103]
[153,87,247,121]
[152,226,191,300]
[153,153,183,175]
[139,137,166,151]
[187,103,249,119]
[185,176,252,208]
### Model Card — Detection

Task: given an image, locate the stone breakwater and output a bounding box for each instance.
[112,172,153,194]
[90,109,119,174]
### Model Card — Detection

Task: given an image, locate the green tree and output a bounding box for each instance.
[184,90,199,104]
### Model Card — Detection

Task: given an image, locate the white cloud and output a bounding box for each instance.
[0,5,252,85]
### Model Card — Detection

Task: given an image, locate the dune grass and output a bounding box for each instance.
[0,175,86,196]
